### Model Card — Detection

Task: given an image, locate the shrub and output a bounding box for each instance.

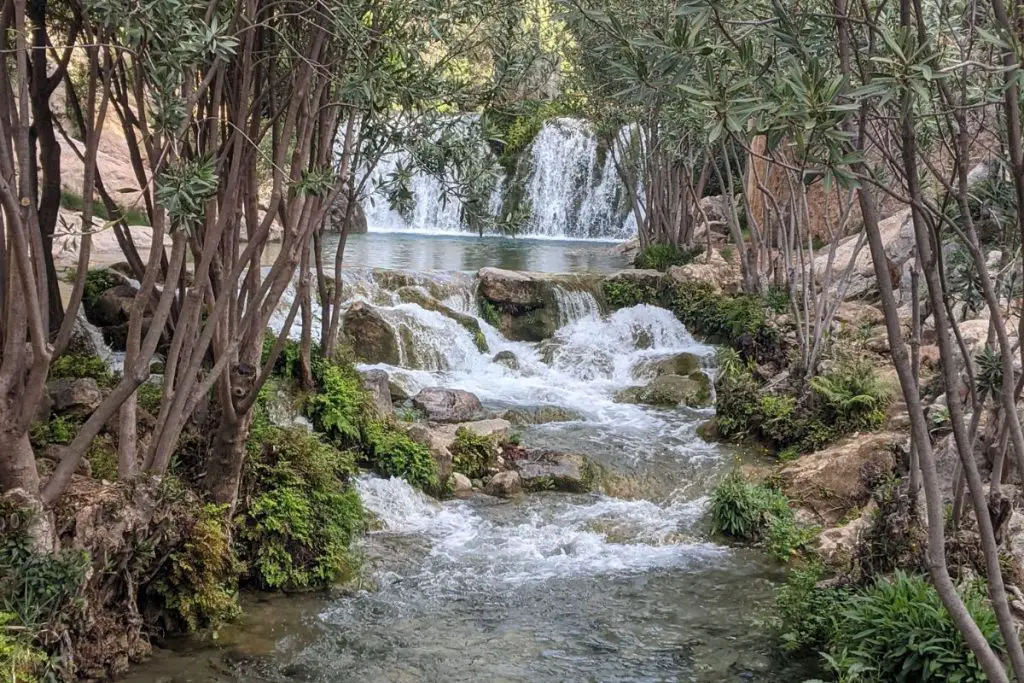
[767,562,848,655]
[237,426,364,591]
[634,243,703,271]
[811,360,891,432]
[451,427,495,479]
[137,382,163,415]
[29,416,77,449]
[602,278,663,309]
[151,502,241,633]
[86,434,118,480]
[827,572,1003,682]
[362,421,440,493]
[0,612,46,683]
[82,268,122,311]
[306,358,368,446]
[49,353,118,389]
[710,472,813,561]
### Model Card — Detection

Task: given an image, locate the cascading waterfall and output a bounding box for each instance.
[552,285,601,327]
[357,117,637,240]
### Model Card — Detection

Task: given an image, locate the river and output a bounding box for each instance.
[120,233,809,683]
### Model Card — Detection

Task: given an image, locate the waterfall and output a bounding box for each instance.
[356,117,637,240]
[552,286,601,327]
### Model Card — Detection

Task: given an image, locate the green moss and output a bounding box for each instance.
[473,328,488,353]
[479,298,501,328]
[451,427,495,479]
[152,503,241,633]
[50,353,118,389]
[237,426,363,591]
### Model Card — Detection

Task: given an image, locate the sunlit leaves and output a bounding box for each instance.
[155,158,219,233]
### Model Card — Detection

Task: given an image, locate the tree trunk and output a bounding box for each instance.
[205,409,254,513]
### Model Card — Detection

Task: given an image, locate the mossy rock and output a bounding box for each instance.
[515,451,599,493]
[632,352,702,379]
[615,373,712,409]
[396,286,488,353]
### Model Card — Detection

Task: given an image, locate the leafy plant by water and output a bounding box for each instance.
[634,243,704,271]
[709,472,814,560]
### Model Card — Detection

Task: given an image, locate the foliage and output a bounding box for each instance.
[709,472,811,560]
[0,612,46,683]
[451,427,495,479]
[766,562,848,655]
[49,354,118,389]
[0,500,89,654]
[137,382,163,415]
[975,347,1003,401]
[362,421,440,493]
[810,361,891,432]
[29,416,77,449]
[151,503,241,633]
[601,278,663,309]
[306,358,368,446]
[634,244,704,271]
[237,426,364,591]
[86,434,118,481]
[82,268,122,312]
[827,573,1003,682]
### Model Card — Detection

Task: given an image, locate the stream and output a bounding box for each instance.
[120,234,810,683]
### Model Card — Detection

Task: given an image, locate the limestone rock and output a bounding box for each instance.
[615,372,712,408]
[833,301,885,328]
[501,405,583,426]
[484,470,522,497]
[48,377,103,416]
[412,388,484,423]
[358,369,394,420]
[407,423,454,483]
[325,193,368,234]
[87,284,137,327]
[492,350,520,370]
[779,432,899,525]
[342,301,401,365]
[604,268,666,292]
[632,352,701,380]
[451,472,473,493]
[815,501,876,567]
[476,267,602,341]
[396,286,488,352]
[667,248,741,295]
[515,451,595,493]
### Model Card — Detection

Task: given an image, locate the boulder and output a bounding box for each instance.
[604,268,666,293]
[48,378,103,416]
[325,192,368,234]
[667,248,741,295]
[396,286,488,353]
[779,432,899,525]
[492,350,520,371]
[476,268,602,341]
[451,472,474,493]
[358,369,394,420]
[698,194,732,233]
[501,405,583,426]
[515,451,595,493]
[407,423,455,484]
[813,209,915,304]
[342,301,401,365]
[485,470,522,497]
[814,501,876,567]
[833,301,885,328]
[632,352,701,380]
[412,388,484,422]
[66,314,103,357]
[87,284,137,327]
[615,372,712,408]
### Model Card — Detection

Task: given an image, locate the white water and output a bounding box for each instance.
[360,117,637,240]
[355,476,723,589]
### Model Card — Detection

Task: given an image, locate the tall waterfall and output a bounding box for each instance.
[360,118,637,240]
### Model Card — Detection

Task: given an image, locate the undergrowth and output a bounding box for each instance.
[634,244,704,271]
[451,427,495,479]
[709,472,816,561]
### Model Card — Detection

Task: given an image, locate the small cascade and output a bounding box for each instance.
[552,285,601,327]
[377,304,484,371]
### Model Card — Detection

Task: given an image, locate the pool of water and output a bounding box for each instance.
[318,231,629,273]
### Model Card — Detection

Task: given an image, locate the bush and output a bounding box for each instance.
[49,353,118,389]
[811,360,891,432]
[0,612,46,683]
[362,421,439,493]
[634,244,704,271]
[151,502,241,633]
[29,416,77,449]
[82,268,122,312]
[306,358,368,446]
[451,427,495,479]
[709,472,813,560]
[237,425,364,591]
[828,573,1003,682]
[602,278,664,309]
[767,562,848,655]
